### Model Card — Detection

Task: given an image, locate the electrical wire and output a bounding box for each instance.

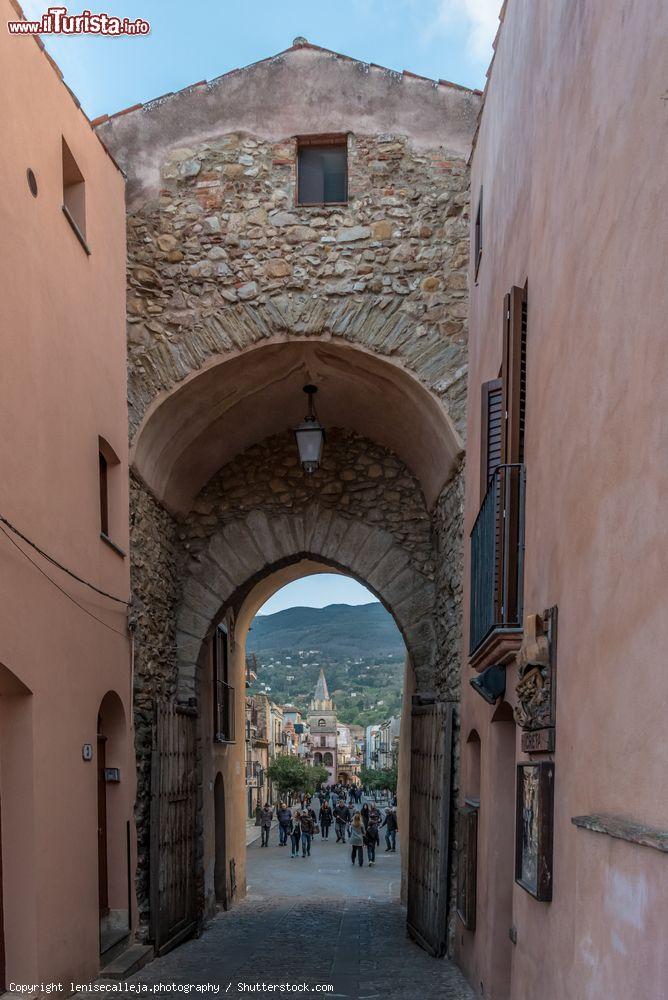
[0,511,130,605]
[0,522,130,639]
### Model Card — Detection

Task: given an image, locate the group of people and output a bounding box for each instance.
[255,784,399,867]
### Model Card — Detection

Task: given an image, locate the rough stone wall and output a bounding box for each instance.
[125,130,470,435]
[182,428,434,582]
[129,474,180,929]
[433,458,465,702]
[432,458,466,955]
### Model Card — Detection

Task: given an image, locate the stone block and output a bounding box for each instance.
[245,510,283,565]
[366,544,412,594]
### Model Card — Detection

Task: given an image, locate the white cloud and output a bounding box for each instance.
[435,0,501,62]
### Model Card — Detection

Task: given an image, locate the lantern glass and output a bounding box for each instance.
[294,419,325,473]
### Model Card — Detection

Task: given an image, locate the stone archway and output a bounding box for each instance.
[177,504,436,700]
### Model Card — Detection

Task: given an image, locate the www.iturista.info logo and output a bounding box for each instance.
[7,5,150,35]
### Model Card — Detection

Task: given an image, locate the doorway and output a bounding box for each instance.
[97,716,109,920]
[214,773,228,909]
[97,692,130,958]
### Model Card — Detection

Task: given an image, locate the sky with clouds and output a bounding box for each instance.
[18,0,501,119]
[16,0,499,610]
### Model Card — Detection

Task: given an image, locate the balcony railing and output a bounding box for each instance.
[214,680,235,743]
[469,464,525,656]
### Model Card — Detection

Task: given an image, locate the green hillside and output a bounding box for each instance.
[246,602,405,726]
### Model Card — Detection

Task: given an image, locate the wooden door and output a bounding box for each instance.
[406,700,454,957]
[213,774,228,909]
[150,703,198,955]
[97,728,109,918]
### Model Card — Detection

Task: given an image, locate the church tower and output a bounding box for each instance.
[310,668,334,712]
[307,669,338,784]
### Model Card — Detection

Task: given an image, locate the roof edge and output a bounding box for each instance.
[95,37,482,126]
[7,0,125,177]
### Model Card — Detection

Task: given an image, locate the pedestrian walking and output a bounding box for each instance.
[334,800,351,843]
[277,802,292,846]
[259,803,273,847]
[364,813,380,865]
[300,809,314,857]
[291,810,302,857]
[350,813,365,867]
[361,802,370,830]
[319,800,332,838]
[381,806,398,852]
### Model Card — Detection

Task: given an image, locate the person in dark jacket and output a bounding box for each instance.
[319,801,333,838]
[259,803,273,847]
[361,803,370,830]
[364,813,380,865]
[300,810,314,857]
[334,801,351,843]
[290,810,302,858]
[381,807,398,852]
[276,802,292,846]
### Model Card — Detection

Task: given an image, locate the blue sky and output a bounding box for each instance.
[19,0,500,119]
[257,574,377,615]
[17,0,498,611]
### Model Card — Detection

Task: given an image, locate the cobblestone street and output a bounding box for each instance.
[126,822,473,999]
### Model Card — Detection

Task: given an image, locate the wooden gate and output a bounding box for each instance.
[407,699,454,957]
[150,703,198,955]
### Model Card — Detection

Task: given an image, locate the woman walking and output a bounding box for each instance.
[300,809,314,857]
[319,800,332,839]
[364,812,380,866]
[290,810,302,858]
[350,813,365,867]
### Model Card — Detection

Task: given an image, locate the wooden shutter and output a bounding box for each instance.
[501,285,527,464]
[480,378,503,498]
[456,805,478,931]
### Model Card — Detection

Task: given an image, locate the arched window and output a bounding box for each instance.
[318,718,326,726]
[323,752,333,766]
[314,752,323,764]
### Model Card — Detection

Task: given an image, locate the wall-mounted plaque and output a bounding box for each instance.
[515,607,558,753]
[515,761,554,901]
[456,805,478,930]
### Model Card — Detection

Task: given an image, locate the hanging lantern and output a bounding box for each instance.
[293,384,325,474]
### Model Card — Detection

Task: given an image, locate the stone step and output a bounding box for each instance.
[99,944,154,980]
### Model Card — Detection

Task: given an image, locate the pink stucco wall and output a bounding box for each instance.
[457,1,668,998]
[0,1,132,986]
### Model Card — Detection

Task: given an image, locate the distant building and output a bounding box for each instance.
[365,724,381,769]
[307,670,337,783]
[379,717,401,770]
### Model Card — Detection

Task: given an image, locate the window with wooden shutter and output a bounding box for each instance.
[480,377,503,498]
[501,284,528,464]
[213,624,235,743]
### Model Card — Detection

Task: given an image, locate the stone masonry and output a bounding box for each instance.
[97,44,478,940]
[123,129,470,438]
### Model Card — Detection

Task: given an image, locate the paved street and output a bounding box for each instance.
[125,813,474,999]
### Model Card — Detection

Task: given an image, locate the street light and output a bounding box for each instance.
[293,384,325,474]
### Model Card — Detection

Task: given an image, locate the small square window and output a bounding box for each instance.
[62,137,89,252]
[298,138,348,205]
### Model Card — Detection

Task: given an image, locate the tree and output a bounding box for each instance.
[267,754,307,798]
[303,762,329,793]
[266,755,329,797]
[360,764,398,793]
